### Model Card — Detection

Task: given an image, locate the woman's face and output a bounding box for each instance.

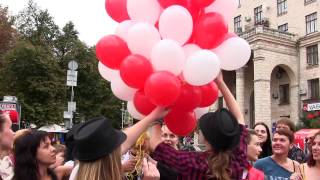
[312,135,320,161]
[254,125,268,144]
[36,137,56,166]
[1,114,14,150]
[272,133,291,156]
[161,126,179,149]
[247,135,262,162]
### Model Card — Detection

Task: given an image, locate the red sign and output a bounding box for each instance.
[0,102,19,124]
[294,129,320,150]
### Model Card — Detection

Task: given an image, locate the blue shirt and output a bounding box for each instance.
[254,157,292,180]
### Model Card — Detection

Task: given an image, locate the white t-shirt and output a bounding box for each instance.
[69,164,79,180]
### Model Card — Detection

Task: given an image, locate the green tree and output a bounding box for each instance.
[0,0,122,127]
[53,22,122,127]
[15,0,59,51]
[0,5,16,61]
[0,41,66,126]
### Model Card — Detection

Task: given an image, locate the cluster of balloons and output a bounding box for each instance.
[97,0,251,136]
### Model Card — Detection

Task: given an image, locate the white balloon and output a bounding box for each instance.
[183,50,220,86]
[151,39,186,75]
[194,107,210,119]
[127,23,161,59]
[205,0,238,24]
[111,77,137,101]
[213,37,251,71]
[127,101,145,120]
[98,62,120,82]
[127,0,161,25]
[115,20,135,42]
[159,5,193,45]
[183,44,201,58]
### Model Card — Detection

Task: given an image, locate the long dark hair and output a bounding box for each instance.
[253,122,272,158]
[13,130,57,180]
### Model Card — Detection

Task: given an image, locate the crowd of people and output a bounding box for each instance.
[0,73,319,180]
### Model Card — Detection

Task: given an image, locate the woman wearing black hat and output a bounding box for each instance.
[71,108,167,180]
[149,73,249,180]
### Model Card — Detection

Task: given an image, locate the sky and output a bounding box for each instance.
[1,0,118,46]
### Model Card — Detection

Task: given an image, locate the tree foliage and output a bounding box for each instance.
[0,5,16,59]
[0,0,122,128]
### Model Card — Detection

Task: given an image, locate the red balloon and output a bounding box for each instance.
[144,71,181,107]
[194,12,228,49]
[180,0,201,21]
[159,0,202,21]
[105,0,129,22]
[223,32,237,41]
[193,0,215,8]
[96,35,130,69]
[120,55,153,89]
[164,110,196,136]
[199,81,219,107]
[1,110,19,123]
[134,90,156,115]
[172,84,202,111]
[158,0,183,8]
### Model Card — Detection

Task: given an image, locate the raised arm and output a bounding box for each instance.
[149,123,162,151]
[215,73,245,125]
[121,107,167,155]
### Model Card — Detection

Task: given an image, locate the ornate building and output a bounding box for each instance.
[213,0,320,129]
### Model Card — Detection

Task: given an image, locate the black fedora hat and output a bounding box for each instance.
[74,117,127,161]
[199,108,240,152]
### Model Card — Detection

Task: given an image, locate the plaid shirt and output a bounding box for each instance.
[152,125,249,180]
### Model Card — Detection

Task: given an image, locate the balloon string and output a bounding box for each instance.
[125,133,148,180]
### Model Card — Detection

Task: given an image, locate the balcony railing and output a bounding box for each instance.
[239,25,297,41]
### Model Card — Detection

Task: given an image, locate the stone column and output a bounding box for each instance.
[290,84,299,124]
[254,79,272,128]
[236,68,246,123]
[253,53,272,128]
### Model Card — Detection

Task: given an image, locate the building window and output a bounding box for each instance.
[254,5,262,24]
[278,23,288,32]
[279,84,290,104]
[277,0,287,15]
[306,12,317,34]
[307,44,319,66]
[308,78,319,99]
[305,0,316,5]
[234,15,242,33]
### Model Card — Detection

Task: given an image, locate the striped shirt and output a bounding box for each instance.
[152,125,249,180]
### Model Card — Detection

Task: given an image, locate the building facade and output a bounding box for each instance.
[214,0,320,129]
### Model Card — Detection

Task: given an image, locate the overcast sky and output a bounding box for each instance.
[1,0,118,46]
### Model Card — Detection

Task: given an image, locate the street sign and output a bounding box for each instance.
[63,111,73,119]
[68,102,76,112]
[3,96,18,102]
[68,60,78,70]
[66,70,78,86]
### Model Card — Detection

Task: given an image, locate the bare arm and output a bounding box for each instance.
[149,123,162,151]
[215,73,245,125]
[121,107,167,155]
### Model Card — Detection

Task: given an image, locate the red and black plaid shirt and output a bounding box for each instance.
[152,125,249,180]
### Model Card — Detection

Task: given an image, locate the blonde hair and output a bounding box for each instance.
[76,147,122,180]
[207,151,232,180]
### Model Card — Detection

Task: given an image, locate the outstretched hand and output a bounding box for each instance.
[147,107,169,121]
